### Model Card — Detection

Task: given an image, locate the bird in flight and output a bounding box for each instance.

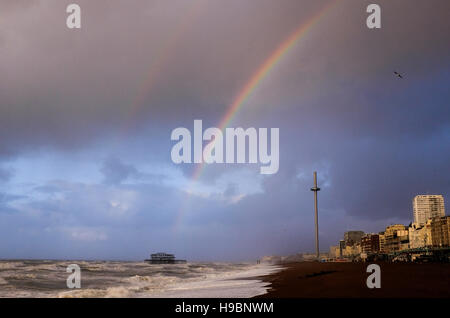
[394,71,403,79]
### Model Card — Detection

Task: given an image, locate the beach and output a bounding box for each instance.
[256,261,450,298]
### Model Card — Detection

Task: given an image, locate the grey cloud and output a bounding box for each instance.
[0,0,446,155]
[0,192,24,214]
[0,166,14,182]
[100,157,138,185]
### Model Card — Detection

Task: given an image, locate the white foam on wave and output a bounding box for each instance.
[149,264,283,298]
[6,273,37,280]
[59,286,132,298]
[0,262,23,270]
[0,277,8,285]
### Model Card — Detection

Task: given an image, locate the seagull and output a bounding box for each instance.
[394,71,403,79]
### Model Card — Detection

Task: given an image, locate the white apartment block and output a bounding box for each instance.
[413,195,445,226]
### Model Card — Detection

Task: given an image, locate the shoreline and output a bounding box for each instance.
[151,263,282,298]
[256,261,450,298]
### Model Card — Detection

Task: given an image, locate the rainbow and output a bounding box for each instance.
[175,1,339,231]
[191,0,338,180]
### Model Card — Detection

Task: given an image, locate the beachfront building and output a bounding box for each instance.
[328,240,361,259]
[339,240,345,257]
[409,220,432,249]
[361,234,380,254]
[384,224,409,253]
[413,195,445,226]
[343,231,365,246]
[329,245,340,258]
[342,244,361,258]
[430,216,450,247]
[378,232,386,253]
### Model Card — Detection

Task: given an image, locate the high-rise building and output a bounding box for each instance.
[361,234,380,254]
[413,195,445,226]
[378,232,386,253]
[343,231,365,246]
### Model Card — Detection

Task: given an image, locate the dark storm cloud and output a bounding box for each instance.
[0,0,448,152]
[0,0,339,154]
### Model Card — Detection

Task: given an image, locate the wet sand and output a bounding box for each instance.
[256,262,450,298]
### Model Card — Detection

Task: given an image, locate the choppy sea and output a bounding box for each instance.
[0,260,281,298]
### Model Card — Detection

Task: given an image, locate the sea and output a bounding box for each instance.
[0,260,281,298]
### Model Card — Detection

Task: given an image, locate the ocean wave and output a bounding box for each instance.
[6,273,37,280]
[0,262,24,270]
[24,264,60,271]
[124,274,185,288]
[59,286,132,298]
[150,264,282,298]
[1,261,280,298]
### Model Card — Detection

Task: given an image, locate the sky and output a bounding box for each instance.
[0,0,449,261]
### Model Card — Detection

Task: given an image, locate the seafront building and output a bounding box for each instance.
[329,245,339,258]
[378,232,386,253]
[409,220,432,249]
[413,195,445,226]
[384,224,409,253]
[339,240,345,257]
[343,244,361,257]
[328,194,448,261]
[361,234,380,254]
[430,216,450,247]
[343,231,365,246]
